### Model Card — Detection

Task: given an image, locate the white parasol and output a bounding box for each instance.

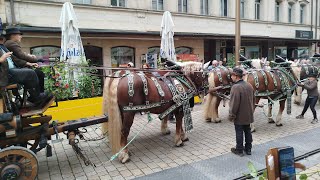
[59,2,86,64]
[160,11,176,62]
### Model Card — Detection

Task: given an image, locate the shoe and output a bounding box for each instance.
[245,149,252,155]
[28,92,53,107]
[296,115,304,119]
[311,119,318,124]
[231,148,244,157]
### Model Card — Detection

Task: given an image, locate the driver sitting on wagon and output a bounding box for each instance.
[0,31,51,107]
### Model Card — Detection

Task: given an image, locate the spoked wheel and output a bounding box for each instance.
[0,146,38,180]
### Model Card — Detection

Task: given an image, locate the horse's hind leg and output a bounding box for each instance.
[294,87,302,105]
[268,99,275,123]
[174,110,184,147]
[275,100,285,127]
[161,116,171,135]
[119,112,135,163]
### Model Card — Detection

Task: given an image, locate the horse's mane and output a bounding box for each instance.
[178,61,203,73]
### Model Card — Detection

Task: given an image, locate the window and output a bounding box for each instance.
[240,0,245,18]
[288,4,292,23]
[275,2,280,22]
[152,0,163,10]
[111,0,126,7]
[300,5,304,24]
[178,0,188,13]
[221,0,228,16]
[30,46,60,65]
[111,46,135,67]
[74,0,91,4]
[175,47,192,54]
[201,0,209,15]
[255,0,260,20]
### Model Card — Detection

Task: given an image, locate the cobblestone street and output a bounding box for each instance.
[37,94,320,180]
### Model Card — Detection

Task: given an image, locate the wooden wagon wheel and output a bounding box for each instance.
[0,146,38,180]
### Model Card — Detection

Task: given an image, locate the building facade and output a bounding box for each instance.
[0,0,319,68]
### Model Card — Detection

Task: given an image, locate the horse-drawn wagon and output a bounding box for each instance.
[0,83,108,179]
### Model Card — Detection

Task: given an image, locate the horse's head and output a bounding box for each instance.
[180,61,208,93]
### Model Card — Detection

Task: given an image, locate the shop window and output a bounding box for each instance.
[240,0,245,18]
[176,46,192,54]
[30,46,60,64]
[255,0,261,20]
[274,47,287,58]
[201,0,209,15]
[111,0,126,7]
[221,0,228,16]
[152,0,163,10]
[275,1,280,22]
[246,47,260,59]
[74,0,91,4]
[111,46,135,67]
[178,0,188,13]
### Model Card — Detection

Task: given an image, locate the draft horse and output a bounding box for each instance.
[102,62,206,163]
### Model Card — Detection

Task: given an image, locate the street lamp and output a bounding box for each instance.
[235,0,241,66]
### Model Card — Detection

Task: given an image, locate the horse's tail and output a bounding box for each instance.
[101,77,111,134]
[105,78,122,154]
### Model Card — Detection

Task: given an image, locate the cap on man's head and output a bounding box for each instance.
[5,27,23,35]
[127,62,134,67]
[232,67,244,77]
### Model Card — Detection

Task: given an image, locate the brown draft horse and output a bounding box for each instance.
[101,62,206,163]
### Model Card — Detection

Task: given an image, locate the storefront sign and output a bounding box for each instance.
[295,30,313,39]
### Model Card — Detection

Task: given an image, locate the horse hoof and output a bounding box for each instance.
[276,123,283,127]
[182,137,189,142]
[175,140,184,147]
[268,120,275,124]
[251,129,256,133]
[162,129,171,135]
[119,152,130,164]
[205,118,211,122]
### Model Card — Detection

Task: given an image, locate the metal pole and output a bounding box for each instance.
[315,0,318,53]
[9,0,16,25]
[235,0,241,66]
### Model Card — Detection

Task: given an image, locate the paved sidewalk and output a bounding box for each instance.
[35,95,320,180]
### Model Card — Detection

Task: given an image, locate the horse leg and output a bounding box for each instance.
[174,110,184,147]
[180,125,189,142]
[161,116,171,135]
[118,112,135,163]
[214,98,222,123]
[268,99,275,123]
[275,100,285,127]
[251,97,261,133]
[204,94,213,122]
[294,87,302,105]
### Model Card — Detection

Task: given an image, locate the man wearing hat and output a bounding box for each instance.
[296,73,319,124]
[229,67,255,156]
[0,29,51,106]
[4,27,45,93]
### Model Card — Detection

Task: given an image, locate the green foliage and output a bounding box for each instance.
[42,62,73,101]
[226,56,236,68]
[42,59,102,100]
[77,62,102,99]
[299,174,308,180]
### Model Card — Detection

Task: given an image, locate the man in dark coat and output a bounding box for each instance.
[229,67,255,156]
[4,27,45,93]
[0,31,50,106]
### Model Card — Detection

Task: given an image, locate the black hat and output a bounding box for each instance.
[313,53,320,58]
[232,67,244,77]
[5,27,23,35]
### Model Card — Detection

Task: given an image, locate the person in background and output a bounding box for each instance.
[4,27,45,93]
[296,73,319,124]
[142,63,149,68]
[229,68,255,157]
[127,62,134,68]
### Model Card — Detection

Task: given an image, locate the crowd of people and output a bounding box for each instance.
[0,27,52,107]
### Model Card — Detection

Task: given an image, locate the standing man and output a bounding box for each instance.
[229,67,255,156]
[4,27,45,93]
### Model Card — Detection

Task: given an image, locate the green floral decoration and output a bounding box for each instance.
[42,62,73,101]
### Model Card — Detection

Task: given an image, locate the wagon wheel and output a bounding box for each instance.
[0,146,39,180]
